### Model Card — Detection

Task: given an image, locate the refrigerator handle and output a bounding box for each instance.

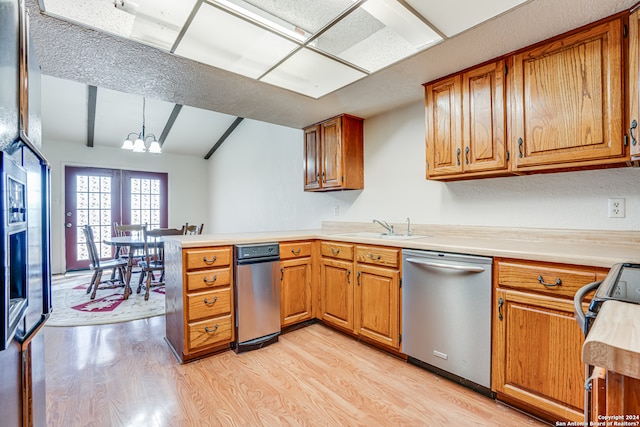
[15,313,49,347]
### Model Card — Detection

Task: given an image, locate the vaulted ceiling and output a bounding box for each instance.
[31,0,637,157]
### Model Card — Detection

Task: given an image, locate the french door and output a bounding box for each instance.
[64,167,168,271]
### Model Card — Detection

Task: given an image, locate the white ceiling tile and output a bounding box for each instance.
[129,0,198,50]
[406,0,529,37]
[316,0,442,72]
[260,48,367,98]
[174,3,298,79]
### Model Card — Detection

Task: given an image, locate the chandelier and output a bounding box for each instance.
[121,97,162,154]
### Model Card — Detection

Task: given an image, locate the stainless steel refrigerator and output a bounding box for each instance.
[1,0,52,426]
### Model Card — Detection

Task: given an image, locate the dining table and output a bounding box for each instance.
[103,236,161,299]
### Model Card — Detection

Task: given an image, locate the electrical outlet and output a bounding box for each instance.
[608,198,625,218]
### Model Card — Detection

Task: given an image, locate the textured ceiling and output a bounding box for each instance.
[30,0,638,131]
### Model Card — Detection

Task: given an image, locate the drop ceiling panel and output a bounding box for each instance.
[175,2,299,79]
[405,0,529,37]
[239,0,355,34]
[129,0,198,50]
[41,75,88,145]
[93,88,175,150]
[315,0,442,73]
[162,105,238,156]
[260,48,367,98]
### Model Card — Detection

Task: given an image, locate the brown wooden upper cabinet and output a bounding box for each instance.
[509,18,625,171]
[425,14,629,181]
[425,59,508,180]
[628,8,640,161]
[303,114,364,191]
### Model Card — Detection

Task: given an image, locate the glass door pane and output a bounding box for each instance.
[64,166,121,270]
[121,170,168,230]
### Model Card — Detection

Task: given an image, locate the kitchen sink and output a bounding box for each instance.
[333,231,429,240]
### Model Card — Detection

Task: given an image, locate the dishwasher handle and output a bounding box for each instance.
[405,257,486,273]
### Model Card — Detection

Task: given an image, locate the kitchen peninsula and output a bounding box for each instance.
[162,221,640,424]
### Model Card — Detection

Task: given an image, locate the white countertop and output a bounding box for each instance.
[164,224,640,268]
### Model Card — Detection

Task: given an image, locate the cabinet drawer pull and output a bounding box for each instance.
[331,247,340,255]
[368,253,381,261]
[280,267,284,281]
[631,119,638,146]
[456,148,461,166]
[357,271,361,286]
[498,297,504,321]
[347,269,351,284]
[203,296,218,306]
[465,146,470,165]
[203,255,217,265]
[291,248,301,255]
[203,275,217,284]
[205,324,219,333]
[538,275,562,287]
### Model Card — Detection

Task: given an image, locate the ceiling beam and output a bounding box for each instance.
[87,85,97,147]
[159,104,183,146]
[204,117,244,160]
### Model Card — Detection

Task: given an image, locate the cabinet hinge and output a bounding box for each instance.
[504,64,508,75]
[342,176,344,183]
[506,150,510,161]
[399,334,402,344]
[624,134,629,147]
[399,277,402,288]
[624,24,629,38]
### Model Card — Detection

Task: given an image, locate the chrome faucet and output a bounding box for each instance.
[373,219,394,235]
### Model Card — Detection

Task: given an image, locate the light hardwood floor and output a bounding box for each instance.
[44,318,548,426]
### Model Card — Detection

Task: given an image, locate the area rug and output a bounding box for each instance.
[46,272,165,327]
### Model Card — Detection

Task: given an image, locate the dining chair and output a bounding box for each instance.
[112,222,146,270]
[184,223,204,235]
[81,224,128,300]
[138,226,185,300]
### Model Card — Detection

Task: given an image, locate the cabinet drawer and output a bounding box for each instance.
[187,288,232,321]
[321,241,353,261]
[280,242,312,260]
[355,245,400,268]
[187,314,232,351]
[186,268,231,292]
[497,261,598,298]
[185,247,231,270]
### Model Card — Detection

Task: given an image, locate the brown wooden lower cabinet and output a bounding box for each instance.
[354,245,401,350]
[492,259,608,423]
[592,370,640,420]
[279,241,313,327]
[165,243,235,363]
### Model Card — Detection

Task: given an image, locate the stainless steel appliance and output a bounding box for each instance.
[234,243,280,353]
[574,262,640,425]
[402,249,493,394]
[1,0,52,425]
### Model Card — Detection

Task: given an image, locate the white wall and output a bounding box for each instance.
[42,140,209,273]
[209,102,640,232]
[207,119,340,232]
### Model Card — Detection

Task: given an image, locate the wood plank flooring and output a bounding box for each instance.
[44,318,548,426]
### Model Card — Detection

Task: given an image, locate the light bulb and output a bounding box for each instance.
[148,140,162,154]
[121,139,134,150]
[132,138,146,152]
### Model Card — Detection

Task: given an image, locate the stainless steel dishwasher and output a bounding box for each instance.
[234,243,280,353]
[402,249,493,394]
